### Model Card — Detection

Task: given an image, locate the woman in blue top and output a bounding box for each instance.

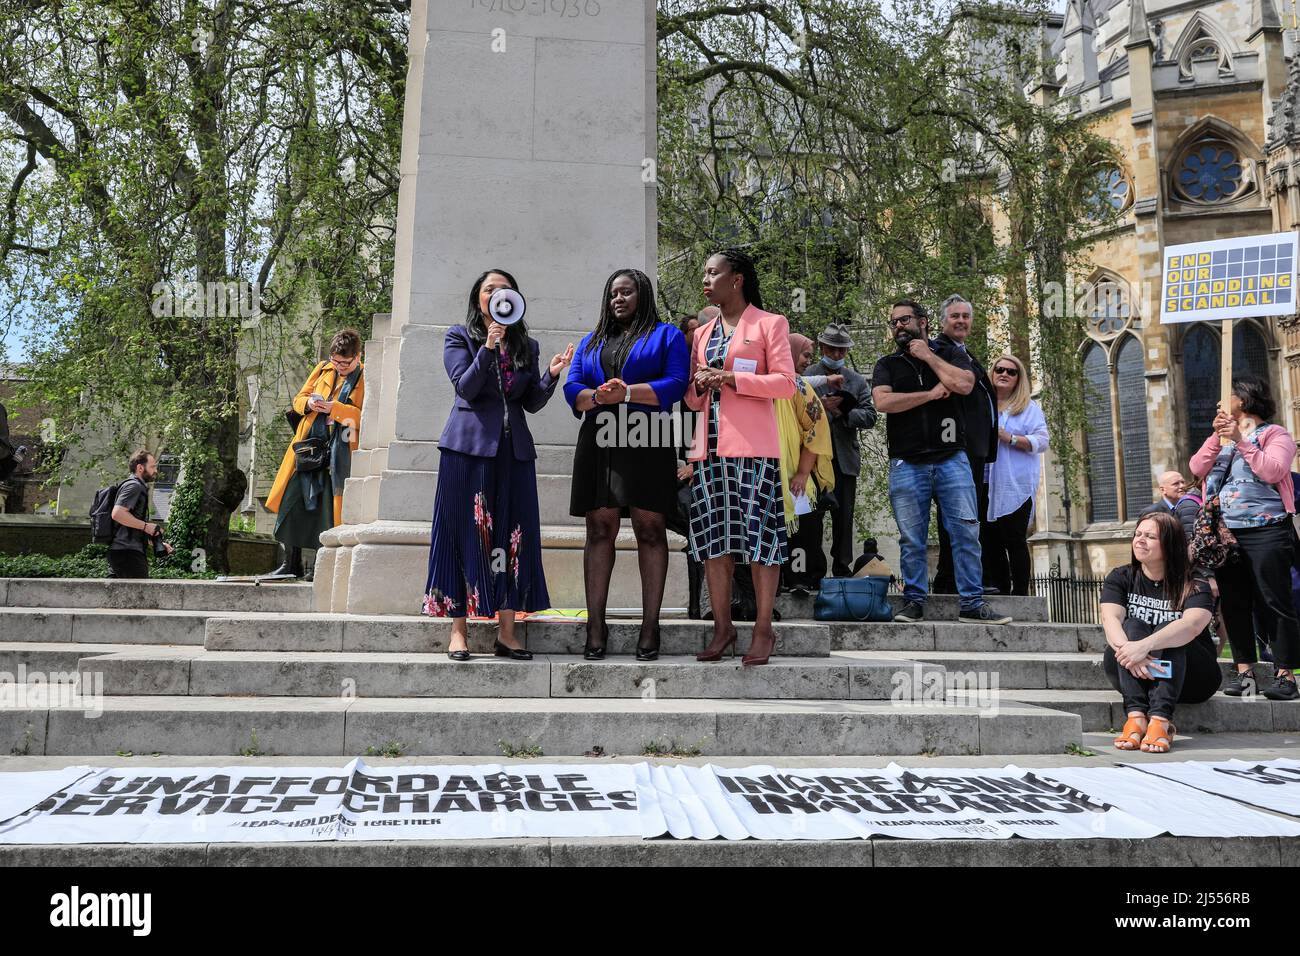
[564,269,690,661]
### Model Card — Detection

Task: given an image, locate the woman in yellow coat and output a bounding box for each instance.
[264,329,365,577]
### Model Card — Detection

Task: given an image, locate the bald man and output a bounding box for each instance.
[1140,471,1188,517]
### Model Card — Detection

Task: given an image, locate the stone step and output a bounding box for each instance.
[828,621,1101,654]
[0,608,207,645]
[2,834,1289,867]
[866,654,1280,692]
[203,615,832,657]
[3,693,1080,756]
[72,648,944,700]
[0,577,313,613]
[0,642,155,676]
[777,591,1050,622]
[864,651,1110,690]
[996,689,1300,735]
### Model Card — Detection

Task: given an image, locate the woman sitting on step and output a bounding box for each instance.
[1101,511,1223,754]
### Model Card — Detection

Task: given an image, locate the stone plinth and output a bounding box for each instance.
[317,0,664,614]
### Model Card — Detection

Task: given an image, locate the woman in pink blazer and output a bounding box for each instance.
[683,249,796,666]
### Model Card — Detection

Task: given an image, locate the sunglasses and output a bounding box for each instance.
[993,366,1019,377]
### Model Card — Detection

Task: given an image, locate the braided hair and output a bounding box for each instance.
[584,269,660,369]
[714,248,764,311]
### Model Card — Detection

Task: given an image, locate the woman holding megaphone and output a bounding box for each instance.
[423,268,574,661]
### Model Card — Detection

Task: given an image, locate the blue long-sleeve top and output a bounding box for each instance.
[563,322,690,419]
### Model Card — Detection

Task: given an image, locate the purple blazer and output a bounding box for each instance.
[438,324,558,460]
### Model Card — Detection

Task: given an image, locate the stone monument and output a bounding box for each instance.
[315,0,687,614]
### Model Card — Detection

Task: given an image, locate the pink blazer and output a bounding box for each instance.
[1189,426,1297,515]
[684,304,796,460]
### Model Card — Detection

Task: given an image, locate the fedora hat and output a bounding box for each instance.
[817,323,854,349]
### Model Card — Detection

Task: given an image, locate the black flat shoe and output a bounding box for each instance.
[584,623,609,661]
[494,639,533,661]
[635,625,661,662]
[447,648,471,661]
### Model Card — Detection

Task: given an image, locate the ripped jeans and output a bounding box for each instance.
[888,451,986,612]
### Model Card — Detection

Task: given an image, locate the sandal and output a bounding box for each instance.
[1140,717,1175,754]
[1113,715,1148,751]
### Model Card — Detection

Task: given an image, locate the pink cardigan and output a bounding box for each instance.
[685,305,796,460]
[1189,426,1297,515]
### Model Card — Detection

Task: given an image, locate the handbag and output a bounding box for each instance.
[813,575,892,622]
[1190,448,1239,569]
[292,436,329,473]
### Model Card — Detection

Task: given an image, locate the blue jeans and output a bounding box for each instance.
[888,452,985,612]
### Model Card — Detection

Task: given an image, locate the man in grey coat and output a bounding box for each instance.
[806,323,878,577]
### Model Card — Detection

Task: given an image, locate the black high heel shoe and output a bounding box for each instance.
[447,643,471,662]
[584,623,609,661]
[635,625,661,662]
[494,639,533,661]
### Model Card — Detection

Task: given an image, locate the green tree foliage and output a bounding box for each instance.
[657,0,1124,509]
[0,0,406,571]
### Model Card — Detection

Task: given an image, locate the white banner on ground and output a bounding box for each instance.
[5,760,1300,844]
[635,763,1300,841]
[0,761,640,844]
[1124,759,1300,817]
[0,767,96,826]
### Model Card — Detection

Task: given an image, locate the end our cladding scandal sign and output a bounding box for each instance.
[1161,232,1298,324]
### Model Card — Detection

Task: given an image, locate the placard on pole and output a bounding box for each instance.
[1159,232,1298,443]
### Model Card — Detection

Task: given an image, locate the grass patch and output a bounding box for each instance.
[239,729,266,757]
[498,739,543,759]
[642,738,705,758]
[1065,742,1097,757]
[365,741,408,758]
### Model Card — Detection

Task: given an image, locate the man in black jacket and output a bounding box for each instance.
[871,299,1011,625]
[931,295,998,595]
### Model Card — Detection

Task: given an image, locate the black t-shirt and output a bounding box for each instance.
[1100,565,1216,655]
[110,477,149,553]
[870,339,973,464]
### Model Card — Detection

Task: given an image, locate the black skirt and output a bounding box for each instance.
[570,409,679,517]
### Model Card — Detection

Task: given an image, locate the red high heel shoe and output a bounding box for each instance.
[742,626,777,667]
[697,625,737,662]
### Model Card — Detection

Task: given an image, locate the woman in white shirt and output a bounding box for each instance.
[983,354,1048,595]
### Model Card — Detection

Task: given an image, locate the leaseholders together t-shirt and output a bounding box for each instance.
[1099,565,1216,655]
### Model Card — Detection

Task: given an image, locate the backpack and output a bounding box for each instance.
[90,477,142,544]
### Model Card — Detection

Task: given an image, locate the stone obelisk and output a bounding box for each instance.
[315,0,683,615]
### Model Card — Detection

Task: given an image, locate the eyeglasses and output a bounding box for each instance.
[886,316,915,328]
[993,366,1019,377]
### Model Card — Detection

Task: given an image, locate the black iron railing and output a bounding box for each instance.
[1031,573,1105,625]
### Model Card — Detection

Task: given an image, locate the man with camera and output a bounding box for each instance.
[870,300,1011,625]
[108,449,174,579]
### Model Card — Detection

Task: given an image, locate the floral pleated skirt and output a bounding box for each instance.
[423,440,550,617]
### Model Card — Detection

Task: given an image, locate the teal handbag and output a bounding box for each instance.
[813,576,892,622]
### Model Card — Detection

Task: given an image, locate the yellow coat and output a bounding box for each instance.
[775,377,835,530]
[265,361,365,526]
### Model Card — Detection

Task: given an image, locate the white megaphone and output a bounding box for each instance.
[488,288,526,327]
